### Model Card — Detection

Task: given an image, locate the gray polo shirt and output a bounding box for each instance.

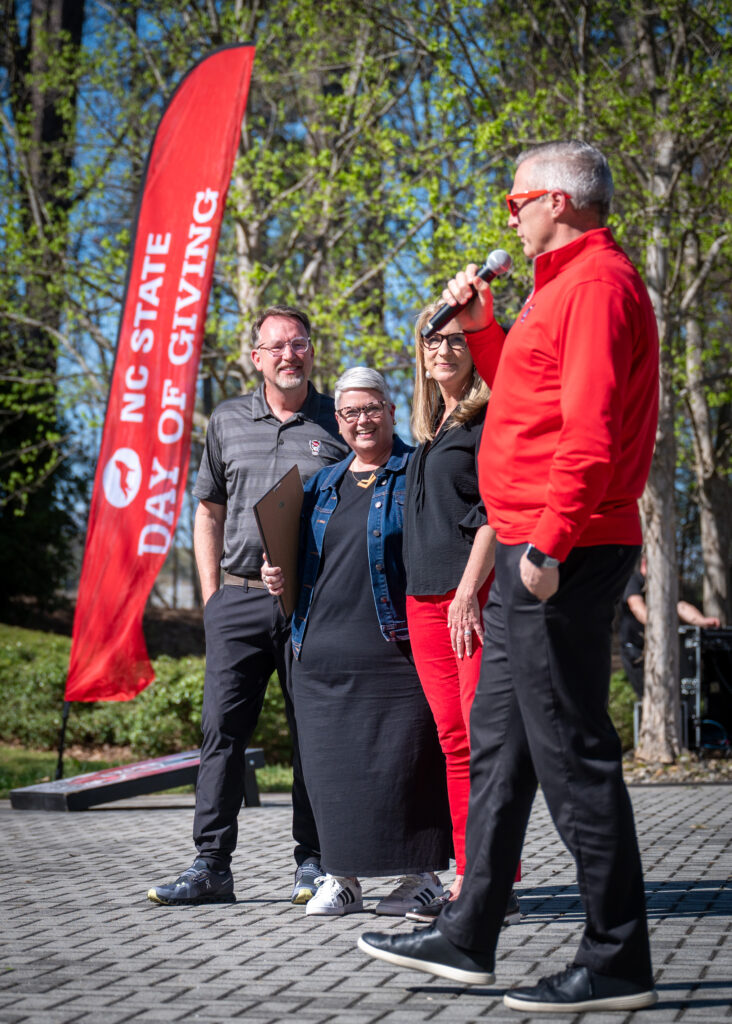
[193,382,348,576]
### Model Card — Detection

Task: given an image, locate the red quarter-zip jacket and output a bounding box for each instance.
[468,227,659,562]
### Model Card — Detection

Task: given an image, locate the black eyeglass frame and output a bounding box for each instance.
[421,331,468,352]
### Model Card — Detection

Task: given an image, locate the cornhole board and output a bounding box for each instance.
[9,747,265,811]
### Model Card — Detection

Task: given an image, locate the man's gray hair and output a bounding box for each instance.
[334,367,391,409]
[517,140,613,224]
[250,305,311,347]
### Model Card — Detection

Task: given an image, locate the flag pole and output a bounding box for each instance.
[55,701,71,780]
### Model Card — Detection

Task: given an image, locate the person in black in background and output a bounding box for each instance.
[147,305,348,908]
[620,554,721,697]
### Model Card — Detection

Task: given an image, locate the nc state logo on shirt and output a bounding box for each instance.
[310,439,322,455]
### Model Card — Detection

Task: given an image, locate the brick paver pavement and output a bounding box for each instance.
[1,784,730,1023]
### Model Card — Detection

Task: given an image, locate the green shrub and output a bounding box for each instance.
[609,670,636,751]
[0,622,638,761]
[0,623,292,763]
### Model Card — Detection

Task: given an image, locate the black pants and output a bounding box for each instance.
[438,542,653,986]
[193,583,319,870]
[621,642,645,698]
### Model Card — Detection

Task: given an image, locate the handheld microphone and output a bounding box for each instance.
[421,249,513,339]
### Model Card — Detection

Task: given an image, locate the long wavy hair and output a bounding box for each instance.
[410,303,490,443]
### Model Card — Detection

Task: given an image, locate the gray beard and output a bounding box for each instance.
[276,371,305,390]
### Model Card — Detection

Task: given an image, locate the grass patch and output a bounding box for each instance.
[0,743,293,799]
[257,763,294,792]
[0,745,122,798]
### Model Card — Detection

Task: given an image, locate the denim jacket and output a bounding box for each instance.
[291,434,414,659]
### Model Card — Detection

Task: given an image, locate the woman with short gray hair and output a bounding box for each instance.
[333,365,392,409]
[262,366,450,917]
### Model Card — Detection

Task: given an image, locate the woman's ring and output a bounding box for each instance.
[463,629,471,635]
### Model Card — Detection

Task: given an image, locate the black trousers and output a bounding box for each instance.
[193,583,319,870]
[621,642,645,698]
[438,542,653,987]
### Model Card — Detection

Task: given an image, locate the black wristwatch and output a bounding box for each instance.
[525,544,560,569]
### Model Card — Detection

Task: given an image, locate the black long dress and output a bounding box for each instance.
[292,470,451,877]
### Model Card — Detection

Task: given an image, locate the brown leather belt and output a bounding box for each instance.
[223,572,267,590]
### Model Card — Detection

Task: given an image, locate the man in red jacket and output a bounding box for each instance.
[359,141,660,1013]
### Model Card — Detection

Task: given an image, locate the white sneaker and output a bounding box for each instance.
[305,874,363,916]
[374,873,443,916]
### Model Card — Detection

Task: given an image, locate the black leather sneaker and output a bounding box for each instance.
[358,922,495,985]
[147,858,235,906]
[503,964,657,1012]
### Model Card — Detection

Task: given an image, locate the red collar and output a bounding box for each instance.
[533,227,616,292]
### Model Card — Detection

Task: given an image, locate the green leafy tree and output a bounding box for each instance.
[379,0,732,761]
[1,0,729,767]
[0,0,87,607]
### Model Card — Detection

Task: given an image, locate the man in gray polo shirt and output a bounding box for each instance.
[148,305,348,906]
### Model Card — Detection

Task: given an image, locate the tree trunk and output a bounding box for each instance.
[702,474,731,624]
[683,234,731,625]
[639,206,681,762]
[631,15,682,762]
[232,164,263,389]
[698,475,732,624]
[638,370,681,762]
[636,226,682,761]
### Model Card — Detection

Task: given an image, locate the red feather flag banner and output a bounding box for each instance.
[65,45,255,702]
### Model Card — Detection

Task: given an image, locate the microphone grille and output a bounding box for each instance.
[486,249,513,276]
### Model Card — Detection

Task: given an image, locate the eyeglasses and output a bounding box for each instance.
[335,400,387,424]
[421,331,467,352]
[256,337,311,357]
[505,189,571,216]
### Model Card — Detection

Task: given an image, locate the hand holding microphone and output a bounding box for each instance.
[422,249,513,339]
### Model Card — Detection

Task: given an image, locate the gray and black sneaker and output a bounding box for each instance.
[147,858,235,906]
[406,888,522,926]
[405,890,453,923]
[503,890,522,926]
[291,860,322,905]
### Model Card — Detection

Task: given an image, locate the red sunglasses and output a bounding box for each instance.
[505,189,571,216]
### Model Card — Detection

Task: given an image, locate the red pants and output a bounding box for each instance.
[407,580,520,882]
[407,582,490,875]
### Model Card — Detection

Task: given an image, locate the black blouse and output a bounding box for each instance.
[404,407,487,596]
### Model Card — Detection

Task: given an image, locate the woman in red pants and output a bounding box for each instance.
[402,303,520,922]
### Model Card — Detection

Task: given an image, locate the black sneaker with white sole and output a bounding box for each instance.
[503,964,657,1012]
[147,859,235,906]
[358,922,495,985]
